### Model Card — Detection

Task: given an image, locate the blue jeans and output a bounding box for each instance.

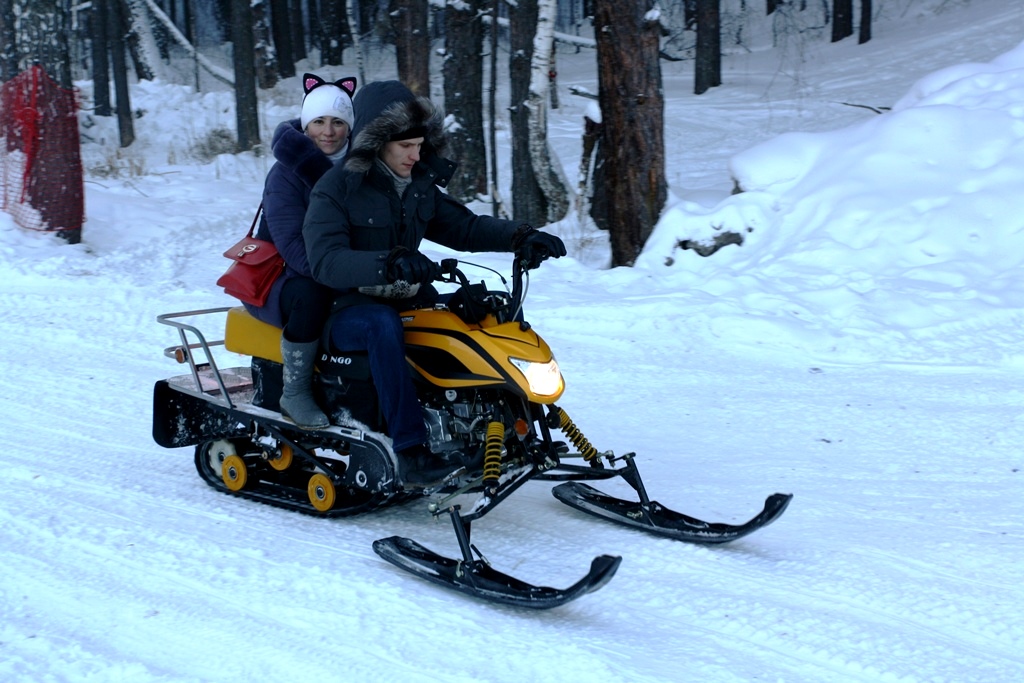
[327,303,425,452]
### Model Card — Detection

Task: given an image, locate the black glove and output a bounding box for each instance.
[386,248,442,284]
[514,228,567,270]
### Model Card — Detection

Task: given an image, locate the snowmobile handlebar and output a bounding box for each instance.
[436,257,527,292]
[434,257,530,327]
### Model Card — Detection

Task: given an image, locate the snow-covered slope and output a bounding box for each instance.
[2,2,1023,680]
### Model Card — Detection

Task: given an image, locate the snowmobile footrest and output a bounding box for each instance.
[533,461,620,482]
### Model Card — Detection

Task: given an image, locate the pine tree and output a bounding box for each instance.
[443,0,487,203]
[593,0,666,267]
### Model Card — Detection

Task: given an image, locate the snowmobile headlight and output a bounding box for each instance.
[509,356,563,396]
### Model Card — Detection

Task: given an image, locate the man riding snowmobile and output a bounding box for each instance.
[301,80,565,486]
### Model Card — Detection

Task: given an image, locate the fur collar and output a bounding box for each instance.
[271,118,333,189]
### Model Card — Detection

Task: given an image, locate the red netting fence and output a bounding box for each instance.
[0,65,84,241]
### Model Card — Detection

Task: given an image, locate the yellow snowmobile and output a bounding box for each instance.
[152,257,791,608]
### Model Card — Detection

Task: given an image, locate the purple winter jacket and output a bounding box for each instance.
[242,119,339,328]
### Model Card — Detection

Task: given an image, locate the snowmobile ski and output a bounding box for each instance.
[552,481,792,544]
[372,535,621,609]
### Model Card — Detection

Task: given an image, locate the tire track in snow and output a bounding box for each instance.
[604,536,1024,682]
[0,463,646,683]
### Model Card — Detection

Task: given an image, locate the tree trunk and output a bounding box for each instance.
[138,0,235,87]
[12,0,73,88]
[390,0,430,96]
[109,0,135,146]
[574,114,600,223]
[231,0,260,151]
[548,48,558,109]
[290,0,306,62]
[150,0,171,61]
[588,127,608,232]
[442,0,487,203]
[525,0,569,223]
[694,0,720,95]
[321,0,350,65]
[361,0,379,37]
[122,0,158,81]
[858,0,872,44]
[508,0,546,225]
[0,0,19,81]
[345,0,366,86]
[306,0,323,57]
[593,0,666,267]
[832,0,853,42]
[253,0,277,89]
[487,0,504,217]
[92,0,112,116]
[186,0,200,90]
[270,0,295,77]
[181,0,194,45]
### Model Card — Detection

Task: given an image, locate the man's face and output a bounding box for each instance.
[382,137,424,178]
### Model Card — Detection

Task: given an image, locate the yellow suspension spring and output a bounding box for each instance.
[554,407,600,463]
[483,421,505,485]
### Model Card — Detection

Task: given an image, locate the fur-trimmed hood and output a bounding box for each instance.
[344,81,448,176]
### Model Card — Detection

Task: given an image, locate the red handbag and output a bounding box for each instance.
[215,205,285,307]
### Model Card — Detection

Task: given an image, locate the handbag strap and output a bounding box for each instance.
[246,203,264,239]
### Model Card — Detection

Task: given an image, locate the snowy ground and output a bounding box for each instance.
[3,2,1024,681]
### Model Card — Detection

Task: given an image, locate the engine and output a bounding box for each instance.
[421,388,503,456]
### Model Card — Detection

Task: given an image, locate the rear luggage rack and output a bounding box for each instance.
[157,307,237,407]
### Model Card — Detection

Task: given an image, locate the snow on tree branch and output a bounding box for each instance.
[139,0,235,86]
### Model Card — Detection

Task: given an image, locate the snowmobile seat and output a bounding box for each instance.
[224,306,283,363]
[228,304,377,423]
[224,306,372,379]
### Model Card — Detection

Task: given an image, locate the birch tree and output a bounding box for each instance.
[346,0,366,85]
[123,0,161,81]
[508,0,544,224]
[138,0,234,86]
[524,0,569,223]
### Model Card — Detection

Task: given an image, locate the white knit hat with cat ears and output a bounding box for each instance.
[300,73,356,131]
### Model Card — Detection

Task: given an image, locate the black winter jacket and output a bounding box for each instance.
[303,81,525,307]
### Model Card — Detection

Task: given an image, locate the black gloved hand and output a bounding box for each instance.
[514,228,567,270]
[386,248,442,284]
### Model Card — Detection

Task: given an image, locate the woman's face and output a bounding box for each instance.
[305,116,350,155]
[381,137,424,178]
